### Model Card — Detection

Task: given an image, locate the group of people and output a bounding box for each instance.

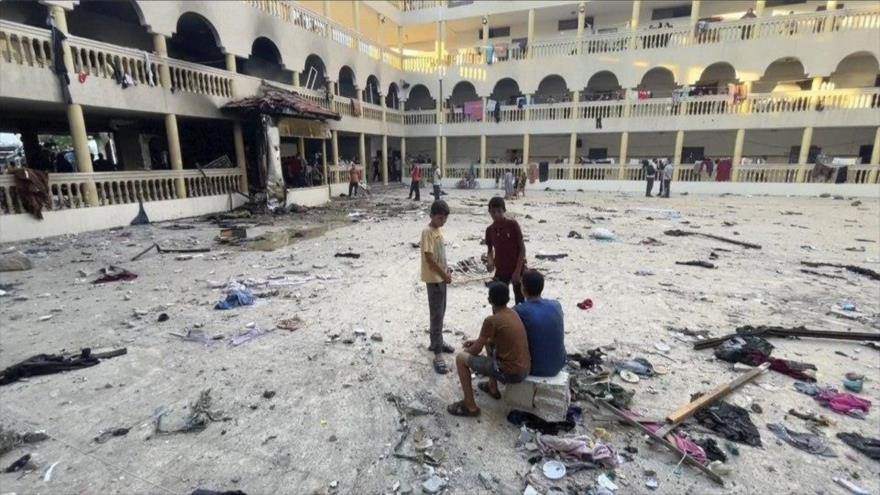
[284,152,324,188]
[642,158,673,198]
[419,197,566,417]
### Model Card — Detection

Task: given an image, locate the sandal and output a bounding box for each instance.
[429,343,456,354]
[433,358,449,374]
[478,382,501,400]
[446,400,480,417]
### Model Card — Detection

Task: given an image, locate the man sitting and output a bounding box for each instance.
[514,270,566,377]
[447,282,530,417]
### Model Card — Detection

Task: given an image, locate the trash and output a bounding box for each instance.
[695,437,727,462]
[228,327,272,347]
[616,358,655,376]
[94,426,130,444]
[157,313,169,322]
[535,254,568,261]
[334,252,361,259]
[653,341,671,353]
[567,231,583,239]
[693,400,762,447]
[4,453,33,473]
[542,460,566,480]
[843,372,864,393]
[696,325,880,350]
[645,478,659,490]
[0,252,33,272]
[596,473,618,491]
[0,347,126,386]
[675,260,716,269]
[262,390,276,399]
[576,298,593,310]
[421,475,446,494]
[507,406,581,435]
[618,370,639,383]
[837,432,880,460]
[218,227,247,242]
[276,316,304,332]
[664,229,762,250]
[92,266,138,283]
[190,489,248,495]
[154,389,228,435]
[766,423,836,457]
[536,434,617,467]
[634,270,654,276]
[841,303,856,311]
[800,261,880,281]
[590,228,615,241]
[643,422,708,464]
[714,336,816,382]
[0,426,48,456]
[815,389,871,417]
[214,288,255,310]
[370,333,383,342]
[833,477,871,495]
[478,472,495,489]
[43,460,59,482]
[640,237,665,246]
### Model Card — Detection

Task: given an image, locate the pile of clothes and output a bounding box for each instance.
[794,382,872,419]
[715,335,817,381]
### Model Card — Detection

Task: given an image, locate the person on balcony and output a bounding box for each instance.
[408,161,422,201]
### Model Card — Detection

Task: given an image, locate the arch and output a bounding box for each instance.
[240,37,292,84]
[364,75,381,105]
[338,65,358,98]
[639,67,677,98]
[534,75,570,103]
[582,71,622,101]
[299,54,327,90]
[250,37,283,66]
[0,0,48,28]
[755,57,807,93]
[68,0,152,51]
[490,78,521,104]
[169,12,225,69]
[830,52,879,89]
[449,81,479,107]
[695,62,739,94]
[385,82,400,108]
[405,84,435,110]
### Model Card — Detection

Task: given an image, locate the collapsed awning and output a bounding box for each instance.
[222,83,341,121]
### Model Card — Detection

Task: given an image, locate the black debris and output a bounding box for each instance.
[837,432,880,461]
[693,399,762,447]
[676,260,716,269]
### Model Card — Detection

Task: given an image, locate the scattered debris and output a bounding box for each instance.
[590,228,615,241]
[535,254,568,261]
[214,288,255,310]
[92,266,138,284]
[228,327,272,347]
[567,231,583,239]
[664,229,762,250]
[576,298,593,311]
[276,316,304,332]
[154,389,229,435]
[334,252,361,259]
[693,400,762,447]
[766,423,836,457]
[676,260,716,269]
[837,432,880,461]
[0,426,48,456]
[4,453,34,473]
[800,261,880,281]
[94,426,130,444]
[833,477,871,495]
[694,325,880,350]
[0,252,33,272]
[0,348,126,386]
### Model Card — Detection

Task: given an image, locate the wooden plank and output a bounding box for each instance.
[665,362,769,424]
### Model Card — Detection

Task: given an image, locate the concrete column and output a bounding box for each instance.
[225,53,238,97]
[435,136,441,170]
[49,6,74,75]
[66,104,99,206]
[755,0,766,16]
[630,0,641,30]
[809,76,823,110]
[622,88,632,118]
[482,17,490,63]
[298,137,306,158]
[524,94,532,121]
[358,132,367,183]
[435,21,442,62]
[153,34,172,88]
[480,134,487,178]
[482,96,488,122]
[331,130,340,165]
[233,123,249,192]
[165,113,187,198]
[690,1,702,38]
[826,0,838,9]
[568,132,577,180]
[796,127,813,182]
[527,9,535,59]
[440,20,447,64]
[321,139,328,185]
[291,70,299,88]
[867,127,879,183]
[731,128,746,182]
[401,136,407,169]
[576,2,586,55]
[673,130,685,181]
[618,132,629,180]
[571,90,579,120]
[522,134,530,166]
[353,1,360,32]
[323,0,330,17]
[382,134,389,185]
[441,136,448,175]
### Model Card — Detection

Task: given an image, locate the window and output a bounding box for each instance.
[488,26,510,38]
[766,0,806,7]
[651,5,692,20]
[558,16,594,31]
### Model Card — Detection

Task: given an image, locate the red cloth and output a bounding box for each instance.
[716,159,732,181]
[485,218,524,279]
[815,390,871,416]
[412,166,422,181]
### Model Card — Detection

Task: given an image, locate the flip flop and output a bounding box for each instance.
[478,382,502,400]
[577,298,594,310]
[433,358,449,374]
[429,343,455,354]
[446,400,480,417]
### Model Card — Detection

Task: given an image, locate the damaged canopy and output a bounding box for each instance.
[222,84,341,122]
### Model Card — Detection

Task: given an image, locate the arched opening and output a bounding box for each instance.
[364,75,381,105]
[68,0,152,50]
[337,66,357,98]
[490,78,522,105]
[449,81,479,107]
[299,54,327,90]
[168,13,224,69]
[754,57,808,93]
[695,62,739,95]
[386,83,400,109]
[534,75,570,104]
[638,67,677,98]
[0,1,47,28]
[830,52,880,89]
[582,71,622,101]
[405,84,435,111]
[239,37,292,85]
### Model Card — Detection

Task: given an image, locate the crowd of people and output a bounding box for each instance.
[418,196,566,417]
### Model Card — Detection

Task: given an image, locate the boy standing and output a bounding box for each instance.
[486,197,526,305]
[421,200,453,373]
[408,161,421,201]
[348,161,360,198]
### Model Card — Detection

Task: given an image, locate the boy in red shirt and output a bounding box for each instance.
[485,197,526,305]
[408,161,421,201]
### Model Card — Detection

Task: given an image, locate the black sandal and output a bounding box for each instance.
[478,382,501,400]
[446,400,480,417]
[433,358,449,374]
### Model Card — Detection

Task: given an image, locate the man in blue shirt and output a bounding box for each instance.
[514,270,566,377]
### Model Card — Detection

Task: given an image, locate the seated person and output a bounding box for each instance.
[514,270,566,377]
[447,282,530,417]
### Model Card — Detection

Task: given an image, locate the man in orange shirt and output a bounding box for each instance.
[348,161,360,197]
[407,161,421,201]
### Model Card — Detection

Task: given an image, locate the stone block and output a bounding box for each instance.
[501,371,570,422]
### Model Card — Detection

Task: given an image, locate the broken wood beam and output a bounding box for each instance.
[156,246,211,254]
[585,396,724,486]
[92,348,128,360]
[664,229,761,250]
[800,261,880,282]
[665,362,769,425]
[131,243,158,261]
[693,325,880,350]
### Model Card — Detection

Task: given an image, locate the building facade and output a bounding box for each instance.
[0,0,878,241]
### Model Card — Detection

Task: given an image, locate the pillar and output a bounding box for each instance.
[435,21,442,62]
[576,2,586,55]
[522,134,530,167]
[867,127,879,183]
[480,135,487,178]
[618,132,629,180]
[482,96,488,122]
[225,53,238,97]
[66,105,98,206]
[358,132,367,183]
[622,88,632,118]
[482,17,490,63]
[20,125,41,170]
[353,1,360,32]
[524,94,532,121]
[826,0,838,9]
[165,114,187,198]
[401,136,407,163]
[672,130,685,181]
[630,0,641,30]
[568,132,577,180]
[755,0,766,16]
[298,137,306,159]
[50,6,74,75]
[796,127,813,182]
[331,130,340,182]
[291,70,299,88]
[321,139,328,185]
[323,0,330,17]
[153,34,171,88]
[441,136,447,175]
[233,123,249,192]
[731,128,746,182]
[571,90,580,120]
[435,136,441,169]
[690,1,702,38]
[378,16,385,60]
[527,9,535,59]
[809,76,823,110]
[382,134,389,185]
[440,20,447,64]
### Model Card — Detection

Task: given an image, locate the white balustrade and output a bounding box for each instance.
[0,21,53,69]
[404,110,437,125]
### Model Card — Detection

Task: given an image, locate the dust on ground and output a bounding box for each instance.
[0,186,878,495]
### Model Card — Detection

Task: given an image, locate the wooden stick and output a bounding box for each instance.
[665,362,769,425]
[585,396,724,486]
[693,326,880,350]
[93,348,127,360]
[131,243,158,261]
[664,229,761,250]
[156,246,211,254]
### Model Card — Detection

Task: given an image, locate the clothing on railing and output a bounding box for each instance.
[12,168,51,220]
[728,84,748,104]
[143,52,156,87]
[716,159,732,182]
[351,98,361,117]
[463,100,483,121]
[49,19,72,104]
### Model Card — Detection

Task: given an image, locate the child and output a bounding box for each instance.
[486,196,526,305]
[421,200,453,373]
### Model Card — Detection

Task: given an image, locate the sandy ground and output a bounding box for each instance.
[0,185,878,495]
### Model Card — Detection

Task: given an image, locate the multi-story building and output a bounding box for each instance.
[0,0,878,241]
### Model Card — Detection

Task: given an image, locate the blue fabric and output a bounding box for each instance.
[514,299,566,377]
[214,288,255,310]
